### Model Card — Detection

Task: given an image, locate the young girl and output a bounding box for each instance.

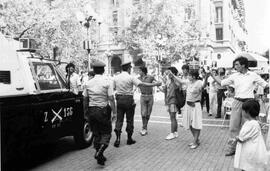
[173,69,208,149]
[160,67,180,140]
[231,99,269,171]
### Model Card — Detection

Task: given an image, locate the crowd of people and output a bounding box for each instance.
[65,56,270,170]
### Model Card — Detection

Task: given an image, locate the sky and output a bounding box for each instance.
[244,0,270,53]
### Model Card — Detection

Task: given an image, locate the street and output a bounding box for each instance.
[14,96,235,171]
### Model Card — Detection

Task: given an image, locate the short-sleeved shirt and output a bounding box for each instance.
[83,75,113,107]
[113,71,142,95]
[186,80,203,102]
[221,71,268,99]
[69,73,81,95]
[138,75,155,94]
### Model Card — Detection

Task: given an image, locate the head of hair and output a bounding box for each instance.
[168,67,178,76]
[182,64,189,71]
[242,99,260,118]
[88,71,95,77]
[218,67,226,76]
[139,66,147,75]
[122,64,131,72]
[93,67,104,75]
[233,56,249,69]
[65,63,75,73]
[188,69,200,80]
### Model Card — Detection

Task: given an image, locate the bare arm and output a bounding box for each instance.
[108,96,117,119]
[210,73,221,85]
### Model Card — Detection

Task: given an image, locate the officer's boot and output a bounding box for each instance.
[114,130,121,147]
[127,133,136,145]
[96,144,108,165]
[94,144,101,159]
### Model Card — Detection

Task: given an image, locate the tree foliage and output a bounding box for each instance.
[117,0,201,66]
[0,0,96,67]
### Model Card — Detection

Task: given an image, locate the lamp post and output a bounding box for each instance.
[76,6,102,71]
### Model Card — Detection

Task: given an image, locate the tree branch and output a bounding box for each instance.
[17,23,37,39]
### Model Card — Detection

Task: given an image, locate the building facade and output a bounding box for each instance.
[91,0,247,74]
[195,0,247,68]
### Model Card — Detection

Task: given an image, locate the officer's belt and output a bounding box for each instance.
[234,98,253,102]
[116,94,133,97]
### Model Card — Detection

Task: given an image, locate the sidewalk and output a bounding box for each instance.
[29,97,236,171]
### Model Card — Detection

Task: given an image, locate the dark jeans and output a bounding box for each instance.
[88,106,112,149]
[115,95,136,134]
[200,89,209,113]
[217,89,226,117]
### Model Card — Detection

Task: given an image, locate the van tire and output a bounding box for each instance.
[74,120,93,149]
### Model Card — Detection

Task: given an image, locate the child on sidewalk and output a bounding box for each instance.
[230,99,269,171]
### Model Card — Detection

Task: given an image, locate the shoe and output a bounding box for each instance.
[127,139,136,145]
[190,143,199,149]
[208,113,212,116]
[215,116,221,119]
[188,142,194,146]
[140,129,147,136]
[225,151,235,156]
[174,132,178,138]
[165,133,175,140]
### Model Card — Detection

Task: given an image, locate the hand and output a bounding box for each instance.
[156,81,162,86]
[111,113,117,122]
[228,138,236,145]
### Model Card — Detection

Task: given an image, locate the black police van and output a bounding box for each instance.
[0,35,93,167]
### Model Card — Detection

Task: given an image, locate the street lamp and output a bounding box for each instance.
[76,7,102,71]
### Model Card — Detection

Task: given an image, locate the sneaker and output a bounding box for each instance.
[165,133,175,140]
[140,129,147,136]
[174,132,178,138]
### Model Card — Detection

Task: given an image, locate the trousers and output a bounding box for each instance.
[88,106,112,149]
[114,95,136,134]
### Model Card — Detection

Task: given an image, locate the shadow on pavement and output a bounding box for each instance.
[3,137,80,171]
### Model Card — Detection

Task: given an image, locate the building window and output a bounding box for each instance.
[216,28,223,40]
[215,7,223,23]
[184,7,195,20]
[112,10,118,26]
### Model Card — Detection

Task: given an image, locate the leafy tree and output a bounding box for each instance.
[117,0,201,66]
[0,0,96,68]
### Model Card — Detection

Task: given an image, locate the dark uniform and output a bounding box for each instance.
[83,61,116,165]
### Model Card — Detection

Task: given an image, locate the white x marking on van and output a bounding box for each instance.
[51,108,63,123]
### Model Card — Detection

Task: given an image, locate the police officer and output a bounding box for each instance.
[113,62,161,147]
[65,63,81,95]
[83,60,116,165]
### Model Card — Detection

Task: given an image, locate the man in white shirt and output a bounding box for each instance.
[210,56,268,156]
[66,63,81,95]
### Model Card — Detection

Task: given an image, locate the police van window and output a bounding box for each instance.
[32,62,61,90]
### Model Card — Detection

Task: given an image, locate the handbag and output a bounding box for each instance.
[175,87,186,108]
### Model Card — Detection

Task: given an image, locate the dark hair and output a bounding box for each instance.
[93,67,105,75]
[168,67,178,76]
[122,64,131,71]
[188,70,200,80]
[200,67,206,74]
[139,66,147,75]
[88,71,95,77]
[233,56,249,69]
[182,64,189,71]
[242,99,260,118]
[218,67,226,76]
[65,63,75,73]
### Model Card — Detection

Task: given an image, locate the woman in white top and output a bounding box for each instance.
[229,99,269,171]
[173,69,208,149]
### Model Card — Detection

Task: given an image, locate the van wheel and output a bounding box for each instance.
[74,120,93,149]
